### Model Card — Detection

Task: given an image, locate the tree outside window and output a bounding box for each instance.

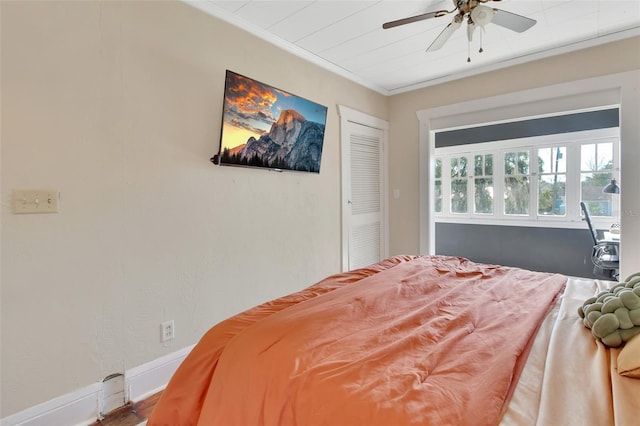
[474,154,493,214]
[504,151,530,215]
[581,143,614,216]
[538,147,566,216]
[451,156,468,214]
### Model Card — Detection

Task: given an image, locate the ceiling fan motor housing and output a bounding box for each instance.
[456,0,480,15]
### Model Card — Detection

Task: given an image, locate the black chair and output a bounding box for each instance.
[580,201,619,280]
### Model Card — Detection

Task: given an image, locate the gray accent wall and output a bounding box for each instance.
[435,108,619,147]
[435,223,598,277]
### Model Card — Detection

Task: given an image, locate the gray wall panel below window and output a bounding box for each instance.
[435,223,599,278]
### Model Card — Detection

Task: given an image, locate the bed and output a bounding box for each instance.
[147,255,640,425]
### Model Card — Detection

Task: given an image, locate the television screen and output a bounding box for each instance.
[215,70,328,173]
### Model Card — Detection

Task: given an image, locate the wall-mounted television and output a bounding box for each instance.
[212,70,328,173]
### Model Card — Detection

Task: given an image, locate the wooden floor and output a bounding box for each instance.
[91,391,162,426]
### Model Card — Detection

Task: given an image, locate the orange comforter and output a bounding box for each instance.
[148,256,566,426]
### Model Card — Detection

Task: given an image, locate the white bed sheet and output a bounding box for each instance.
[502,277,640,426]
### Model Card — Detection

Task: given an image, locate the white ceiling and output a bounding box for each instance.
[185,0,640,95]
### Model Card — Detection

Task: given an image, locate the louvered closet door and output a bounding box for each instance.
[345,121,385,271]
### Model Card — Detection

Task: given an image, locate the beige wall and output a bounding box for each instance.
[2,0,639,418]
[387,37,640,264]
[0,1,388,416]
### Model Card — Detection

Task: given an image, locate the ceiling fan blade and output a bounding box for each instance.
[383,9,450,29]
[491,9,536,32]
[426,17,462,52]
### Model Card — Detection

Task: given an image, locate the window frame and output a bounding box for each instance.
[434,127,619,229]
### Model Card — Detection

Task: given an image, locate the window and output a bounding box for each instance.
[581,142,614,217]
[450,156,468,214]
[538,147,566,216]
[474,154,493,214]
[434,158,442,213]
[434,128,619,228]
[504,150,530,216]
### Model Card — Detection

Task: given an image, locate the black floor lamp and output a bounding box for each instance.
[603,178,620,194]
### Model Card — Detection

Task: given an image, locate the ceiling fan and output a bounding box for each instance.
[382,0,536,62]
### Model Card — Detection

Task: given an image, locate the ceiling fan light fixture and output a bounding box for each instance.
[385,0,536,60]
[470,5,494,27]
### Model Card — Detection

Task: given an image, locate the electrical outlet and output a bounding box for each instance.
[161,320,175,343]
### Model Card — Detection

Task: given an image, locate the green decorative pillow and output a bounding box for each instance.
[618,333,640,378]
[577,273,640,347]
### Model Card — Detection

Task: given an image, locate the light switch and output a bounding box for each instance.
[393,189,400,199]
[12,189,59,214]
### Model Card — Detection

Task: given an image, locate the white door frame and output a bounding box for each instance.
[338,105,389,272]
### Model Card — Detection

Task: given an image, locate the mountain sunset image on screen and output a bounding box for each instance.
[218,70,328,173]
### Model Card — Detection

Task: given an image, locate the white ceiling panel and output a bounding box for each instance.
[231,1,314,29]
[542,1,599,26]
[184,0,640,94]
[269,1,376,42]
[340,28,443,71]
[295,2,403,52]
[211,1,250,13]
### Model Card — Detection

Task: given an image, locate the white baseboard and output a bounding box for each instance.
[0,383,102,426]
[0,344,194,426]
[126,344,195,403]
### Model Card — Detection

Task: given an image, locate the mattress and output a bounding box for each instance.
[148,256,640,425]
[502,276,640,426]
